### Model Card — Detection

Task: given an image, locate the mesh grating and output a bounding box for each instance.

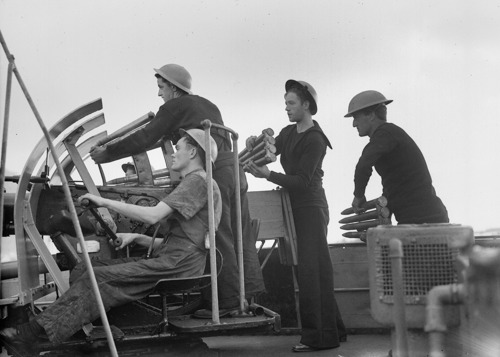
[375,242,459,304]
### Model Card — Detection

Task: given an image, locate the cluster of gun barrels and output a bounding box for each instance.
[238,128,277,167]
[339,196,391,241]
[107,168,172,185]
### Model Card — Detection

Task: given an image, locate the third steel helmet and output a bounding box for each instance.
[285,79,318,115]
[344,90,393,117]
[154,64,192,94]
[179,128,218,164]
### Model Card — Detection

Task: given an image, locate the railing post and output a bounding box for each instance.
[0,29,119,357]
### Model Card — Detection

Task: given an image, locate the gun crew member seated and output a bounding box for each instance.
[0,129,221,348]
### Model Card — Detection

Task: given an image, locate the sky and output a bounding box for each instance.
[1,0,500,248]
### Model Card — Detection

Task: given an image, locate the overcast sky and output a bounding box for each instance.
[1,0,500,244]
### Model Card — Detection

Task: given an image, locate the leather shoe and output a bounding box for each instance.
[292,343,339,353]
[292,343,320,352]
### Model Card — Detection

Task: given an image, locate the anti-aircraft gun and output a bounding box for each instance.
[0,31,279,355]
[0,99,281,356]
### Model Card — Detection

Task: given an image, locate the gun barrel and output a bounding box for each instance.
[340,219,380,231]
[341,196,388,215]
[239,128,274,159]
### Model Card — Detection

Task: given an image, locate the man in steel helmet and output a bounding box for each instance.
[345,90,449,224]
[121,162,136,176]
[90,64,265,316]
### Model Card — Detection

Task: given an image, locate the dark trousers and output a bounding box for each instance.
[293,206,346,348]
[36,237,206,344]
[211,162,265,308]
[393,196,449,224]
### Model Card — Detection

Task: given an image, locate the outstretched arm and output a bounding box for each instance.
[89,110,169,164]
[89,145,110,164]
[79,193,173,225]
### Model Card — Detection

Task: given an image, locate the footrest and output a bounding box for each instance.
[169,304,281,334]
[86,325,124,342]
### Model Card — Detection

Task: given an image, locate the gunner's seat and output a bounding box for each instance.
[151,248,222,334]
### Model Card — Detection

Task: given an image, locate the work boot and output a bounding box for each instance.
[0,322,44,355]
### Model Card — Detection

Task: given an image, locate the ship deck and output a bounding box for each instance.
[0,331,392,357]
[203,332,391,357]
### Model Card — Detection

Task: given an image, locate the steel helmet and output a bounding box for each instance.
[179,128,218,164]
[121,162,135,173]
[154,64,192,94]
[344,90,392,117]
[285,79,318,115]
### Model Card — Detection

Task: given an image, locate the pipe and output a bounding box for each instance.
[0,30,118,357]
[469,245,500,272]
[207,120,247,314]
[389,238,409,357]
[1,259,48,280]
[201,120,220,324]
[424,284,465,357]
[5,175,50,184]
[231,127,246,314]
[465,246,500,357]
[248,303,264,316]
[0,56,14,286]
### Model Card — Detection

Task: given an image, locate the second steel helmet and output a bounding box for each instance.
[179,128,218,164]
[344,90,393,117]
[154,64,192,94]
[121,162,135,173]
[285,79,318,115]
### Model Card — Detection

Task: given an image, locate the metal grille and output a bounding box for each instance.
[375,242,459,304]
